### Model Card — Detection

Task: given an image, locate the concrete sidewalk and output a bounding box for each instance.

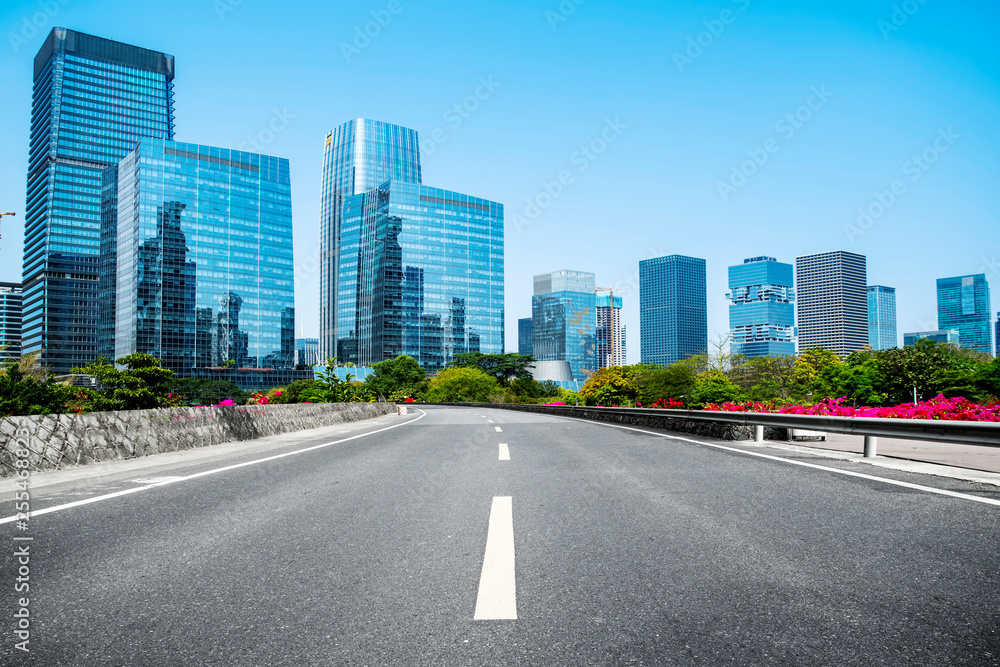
[777,432,1000,474]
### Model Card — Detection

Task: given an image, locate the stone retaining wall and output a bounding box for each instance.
[0,402,397,477]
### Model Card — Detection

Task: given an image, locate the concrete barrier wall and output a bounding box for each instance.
[0,402,397,477]
[436,403,789,441]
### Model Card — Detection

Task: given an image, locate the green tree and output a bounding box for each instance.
[364,355,428,399]
[0,364,72,416]
[729,355,797,402]
[448,353,535,385]
[171,378,250,406]
[580,366,640,406]
[425,367,498,402]
[689,369,743,407]
[301,359,371,403]
[635,362,697,406]
[72,353,175,411]
[273,379,319,404]
[975,358,1000,400]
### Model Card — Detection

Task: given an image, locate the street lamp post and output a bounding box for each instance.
[0,211,16,242]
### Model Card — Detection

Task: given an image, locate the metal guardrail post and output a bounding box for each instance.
[754,425,764,443]
[863,435,877,458]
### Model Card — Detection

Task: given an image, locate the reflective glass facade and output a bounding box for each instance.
[320,119,422,360]
[596,295,625,368]
[867,285,897,351]
[903,330,959,347]
[532,270,596,381]
[518,317,533,356]
[640,256,707,366]
[727,256,795,358]
[335,180,503,371]
[111,140,300,388]
[0,283,23,362]
[23,28,175,373]
[795,251,868,356]
[937,274,992,355]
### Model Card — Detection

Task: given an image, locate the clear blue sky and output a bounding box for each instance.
[1,0,997,356]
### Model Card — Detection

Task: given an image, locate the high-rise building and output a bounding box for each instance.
[532,270,596,381]
[937,274,992,355]
[518,317,533,356]
[596,295,626,368]
[319,119,422,361]
[795,251,868,355]
[903,330,959,347]
[295,338,320,367]
[0,283,23,362]
[109,139,298,388]
[727,256,795,358]
[22,28,175,374]
[334,180,503,371]
[995,313,999,357]
[867,285,897,350]
[639,255,707,366]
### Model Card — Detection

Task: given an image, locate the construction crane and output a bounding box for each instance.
[0,211,15,242]
[594,286,636,369]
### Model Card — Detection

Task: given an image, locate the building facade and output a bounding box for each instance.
[518,317,533,356]
[795,251,868,355]
[727,256,795,358]
[596,295,626,368]
[22,28,175,373]
[319,119,422,362]
[903,330,959,347]
[532,270,596,381]
[334,179,503,371]
[937,274,992,356]
[867,285,897,350]
[639,255,707,366]
[295,338,320,367]
[0,283,23,362]
[110,139,299,387]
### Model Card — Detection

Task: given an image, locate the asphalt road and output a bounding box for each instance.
[3,406,999,666]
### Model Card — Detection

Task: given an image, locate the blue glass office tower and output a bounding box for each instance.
[867,285,897,350]
[0,283,23,362]
[22,28,175,374]
[532,270,596,381]
[110,139,297,387]
[518,317,533,356]
[795,251,868,356]
[640,255,707,366]
[320,119,422,361]
[335,180,503,371]
[937,274,992,355]
[727,256,795,358]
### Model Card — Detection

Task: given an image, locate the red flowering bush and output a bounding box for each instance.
[702,394,1000,422]
[649,398,685,409]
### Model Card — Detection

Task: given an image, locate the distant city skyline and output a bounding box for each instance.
[0,2,996,362]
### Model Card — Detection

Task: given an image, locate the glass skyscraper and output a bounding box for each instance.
[532,270,596,381]
[0,283,23,363]
[22,28,175,374]
[518,317,533,356]
[335,180,503,371]
[795,251,868,356]
[109,139,298,388]
[867,285,897,350]
[937,274,992,355]
[727,256,795,358]
[320,119,422,361]
[596,295,625,368]
[639,255,707,366]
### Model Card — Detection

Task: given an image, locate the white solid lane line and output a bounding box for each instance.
[488,420,494,423]
[474,496,517,620]
[499,443,510,461]
[494,426,502,432]
[0,410,428,525]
